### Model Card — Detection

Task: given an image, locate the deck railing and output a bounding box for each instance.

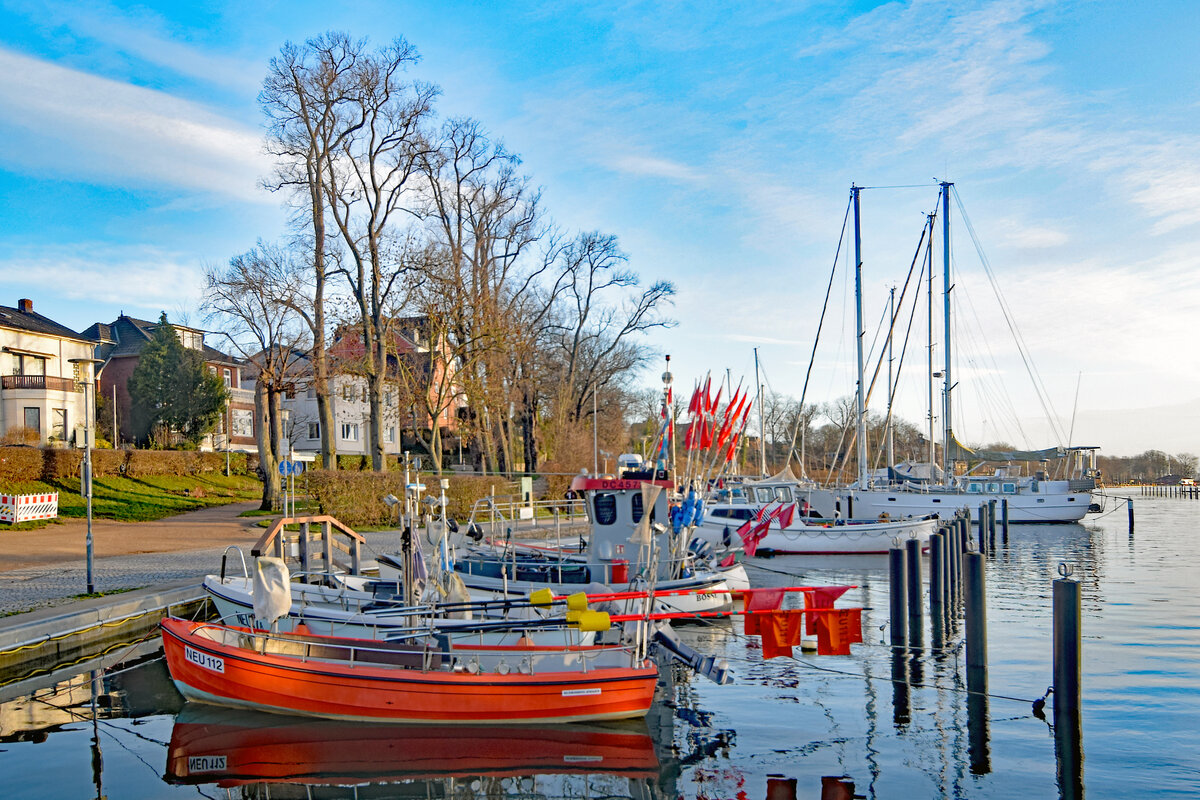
[1,375,80,392]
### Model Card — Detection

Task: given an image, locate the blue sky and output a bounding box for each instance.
[1,0,1198,457]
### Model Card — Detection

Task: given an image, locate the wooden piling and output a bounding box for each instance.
[1001,498,1009,542]
[929,531,945,647]
[964,551,987,669]
[1053,567,1082,714]
[889,544,908,648]
[1128,498,1135,535]
[977,504,988,555]
[906,537,923,648]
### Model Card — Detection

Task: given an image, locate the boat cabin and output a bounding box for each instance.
[570,475,679,581]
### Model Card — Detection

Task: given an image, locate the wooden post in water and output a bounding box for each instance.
[1128,498,1135,535]
[977,504,988,555]
[889,544,908,648]
[1053,563,1082,714]
[929,531,945,647]
[1001,498,1009,542]
[987,499,997,538]
[964,550,987,669]
[906,537,923,648]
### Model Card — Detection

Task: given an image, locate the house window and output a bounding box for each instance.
[51,408,67,440]
[284,384,295,399]
[308,422,320,440]
[341,423,359,441]
[222,368,232,388]
[342,385,353,401]
[385,389,393,407]
[385,426,395,443]
[361,386,368,403]
[16,354,46,376]
[306,386,316,399]
[23,407,40,434]
[232,409,254,437]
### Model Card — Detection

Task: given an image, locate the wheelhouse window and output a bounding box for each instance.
[593,493,618,526]
[967,483,983,493]
[1002,483,1016,493]
[631,493,644,523]
[774,487,793,502]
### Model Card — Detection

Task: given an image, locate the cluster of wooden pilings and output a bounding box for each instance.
[1140,483,1200,498]
[887,505,1083,791]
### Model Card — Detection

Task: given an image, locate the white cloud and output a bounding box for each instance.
[0,47,271,202]
[0,245,205,311]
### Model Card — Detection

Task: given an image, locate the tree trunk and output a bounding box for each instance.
[367,372,384,471]
[310,157,337,471]
[255,381,281,511]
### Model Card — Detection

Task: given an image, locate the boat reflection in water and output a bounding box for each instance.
[165,703,664,797]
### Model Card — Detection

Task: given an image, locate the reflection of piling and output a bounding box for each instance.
[890,646,910,726]
[766,775,797,800]
[1053,569,1082,713]
[967,665,991,775]
[964,552,987,669]
[889,545,908,647]
[1001,498,1009,542]
[905,537,923,649]
[1054,705,1084,800]
[929,531,945,648]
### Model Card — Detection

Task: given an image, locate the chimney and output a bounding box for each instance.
[17,298,32,313]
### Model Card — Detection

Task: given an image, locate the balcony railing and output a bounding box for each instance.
[1,375,81,392]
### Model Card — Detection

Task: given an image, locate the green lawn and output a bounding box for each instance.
[1,473,262,529]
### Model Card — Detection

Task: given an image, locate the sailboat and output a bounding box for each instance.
[808,182,1098,524]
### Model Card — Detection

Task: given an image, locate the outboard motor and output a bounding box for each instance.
[688,536,715,564]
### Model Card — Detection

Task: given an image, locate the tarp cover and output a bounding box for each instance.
[748,465,804,485]
[252,557,291,626]
[946,432,1063,463]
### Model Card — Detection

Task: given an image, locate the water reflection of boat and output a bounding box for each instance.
[164,704,660,787]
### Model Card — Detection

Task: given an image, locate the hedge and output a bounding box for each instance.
[0,448,44,487]
[0,446,252,487]
[305,470,512,528]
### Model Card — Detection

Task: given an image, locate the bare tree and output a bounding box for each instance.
[203,244,309,511]
[261,32,370,471]
[322,38,440,470]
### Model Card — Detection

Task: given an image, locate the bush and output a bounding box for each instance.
[92,449,129,477]
[305,470,513,527]
[306,470,405,527]
[41,448,84,481]
[421,475,512,522]
[0,447,44,486]
[125,450,193,477]
[0,426,40,446]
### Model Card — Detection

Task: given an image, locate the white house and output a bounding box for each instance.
[0,299,97,446]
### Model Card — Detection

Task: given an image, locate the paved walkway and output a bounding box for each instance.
[0,502,404,615]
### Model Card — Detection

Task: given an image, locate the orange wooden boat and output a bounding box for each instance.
[161,618,657,724]
[164,705,660,785]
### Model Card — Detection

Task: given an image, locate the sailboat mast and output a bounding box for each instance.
[852,185,868,488]
[886,285,895,469]
[754,347,765,476]
[926,212,936,472]
[941,180,954,485]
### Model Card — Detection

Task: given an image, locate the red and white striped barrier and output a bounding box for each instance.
[0,493,60,523]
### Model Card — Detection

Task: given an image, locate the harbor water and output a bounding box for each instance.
[1,492,1196,798]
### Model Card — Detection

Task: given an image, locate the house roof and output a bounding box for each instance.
[90,315,241,365]
[0,304,94,344]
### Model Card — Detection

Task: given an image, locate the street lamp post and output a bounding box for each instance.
[70,357,103,595]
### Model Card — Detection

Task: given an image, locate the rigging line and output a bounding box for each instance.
[859,183,940,190]
[955,282,1032,446]
[786,195,853,475]
[871,259,926,471]
[862,221,929,413]
[952,189,1066,444]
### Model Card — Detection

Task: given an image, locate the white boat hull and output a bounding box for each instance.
[694,515,937,555]
[812,487,1090,524]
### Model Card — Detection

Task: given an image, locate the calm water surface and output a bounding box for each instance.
[2,492,1196,798]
